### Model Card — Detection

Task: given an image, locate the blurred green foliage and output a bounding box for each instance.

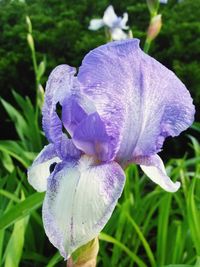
[0,0,199,109]
[153,0,200,109]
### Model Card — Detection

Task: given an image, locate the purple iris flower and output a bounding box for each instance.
[28,39,195,259]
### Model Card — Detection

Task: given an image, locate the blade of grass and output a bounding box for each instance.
[187,178,200,255]
[157,193,172,266]
[4,191,29,267]
[99,232,147,267]
[46,251,62,267]
[121,207,156,267]
[0,192,44,230]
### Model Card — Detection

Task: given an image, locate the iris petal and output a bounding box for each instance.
[103,5,118,28]
[134,154,180,192]
[28,140,81,192]
[111,28,128,40]
[88,19,104,30]
[27,144,61,192]
[78,39,195,163]
[42,64,78,153]
[73,112,114,162]
[120,13,129,30]
[61,95,96,136]
[42,155,125,258]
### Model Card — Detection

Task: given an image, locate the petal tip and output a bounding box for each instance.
[166,181,181,193]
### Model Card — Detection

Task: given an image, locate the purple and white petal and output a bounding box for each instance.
[59,136,82,160]
[78,39,195,163]
[73,112,114,162]
[42,155,125,259]
[103,5,118,28]
[88,19,104,30]
[27,144,61,192]
[42,65,78,153]
[134,154,180,192]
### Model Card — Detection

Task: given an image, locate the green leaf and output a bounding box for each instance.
[11,90,42,150]
[1,152,14,173]
[0,192,44,230]
[99,232,147,267]
[46,252,62,267]
[1,98,28,141]
[157,194,172,266]
[187,178,200,255]
[195,257,200,266]
[162,265,193,267]
[0,140,36,168]
[123,209,156,267]
[191,122,200,132]
[4,191,29,267]
[37,60,46,81]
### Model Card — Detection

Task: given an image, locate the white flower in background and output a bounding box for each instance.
[160,0,168,3]
[159,0,183,5]
[89,5,129,41]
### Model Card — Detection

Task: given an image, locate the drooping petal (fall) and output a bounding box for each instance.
[78,39,195,163]
[28,140,81,192]
[42,64,78,152]
[134,154,180,192]
[88,19,104,30]
[27,144,61,192]
[42,155,125,258]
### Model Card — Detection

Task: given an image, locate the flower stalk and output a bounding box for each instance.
[144,0,162,53]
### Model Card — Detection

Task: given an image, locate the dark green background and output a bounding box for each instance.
[1,0,200,145]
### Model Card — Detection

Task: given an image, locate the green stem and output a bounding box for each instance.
[30,38,42,149]
[143,38,151,54]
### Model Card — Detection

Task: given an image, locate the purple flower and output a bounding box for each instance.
[88,5,129,40]
[28,39,195,259]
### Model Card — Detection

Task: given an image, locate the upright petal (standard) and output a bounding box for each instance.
[78,39,195,163]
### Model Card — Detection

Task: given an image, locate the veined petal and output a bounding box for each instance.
[111,28,128,40]
[73,112,114,161]
[78,39,195,163]
[42,155,125,258]
[27,144,61,192]
[103,5,118,28]
[88,19,104,30]
[42,64,78,153]
[61,95,96,136]
[59,136,82,161]
[134,154,180,192]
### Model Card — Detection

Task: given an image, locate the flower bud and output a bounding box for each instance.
[147,14,162,41]
[27,33,34,51]
[146,0,159,15]
[26,16,32,33]
[37,84,45,109]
